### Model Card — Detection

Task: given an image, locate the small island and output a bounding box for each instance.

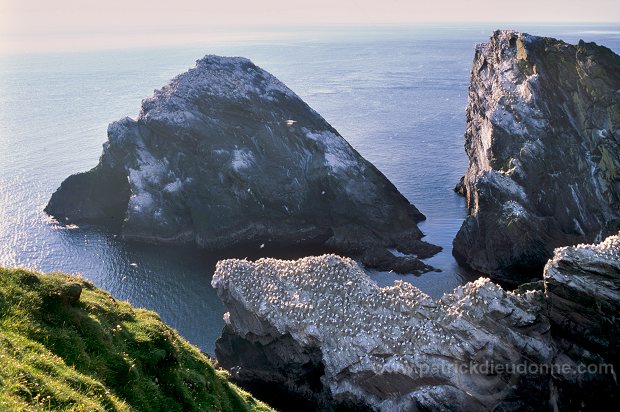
[45,56,441,275]
[453,30,620,284]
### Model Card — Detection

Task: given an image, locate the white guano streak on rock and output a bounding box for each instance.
[127,148,167,212]
[231,149,255,171]
[302,128,361,173]
[478,32,545,170]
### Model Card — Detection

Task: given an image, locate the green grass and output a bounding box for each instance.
[0,266,273,412]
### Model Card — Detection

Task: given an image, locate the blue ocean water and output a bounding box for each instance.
[1,25,618,353]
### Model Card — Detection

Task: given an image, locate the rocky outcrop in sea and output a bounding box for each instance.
[453,30,620,283]
[212,233,619,411]
[45,55,439,273]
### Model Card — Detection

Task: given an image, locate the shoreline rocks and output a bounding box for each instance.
[45,55,440,274]
[212,233,620,411]
[453,30,620,284]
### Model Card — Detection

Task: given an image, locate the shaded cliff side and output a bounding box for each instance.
[544,234,620,410]
[46,55,439,274]
[453,30,620,283]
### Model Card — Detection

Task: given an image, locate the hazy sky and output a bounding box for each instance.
[1,0,618,54]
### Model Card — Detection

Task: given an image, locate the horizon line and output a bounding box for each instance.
[1,22,619,57]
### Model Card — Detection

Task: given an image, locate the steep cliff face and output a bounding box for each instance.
[544,233,620,410]
[453,30,620,283]
[212,234,620,411]
[45,55,439,273]
[212,255,553,411]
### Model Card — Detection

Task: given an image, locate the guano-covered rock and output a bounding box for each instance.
[45,55,439,273]
[544,232,620,410]
[212,233,620,411]
[212,255,553,411]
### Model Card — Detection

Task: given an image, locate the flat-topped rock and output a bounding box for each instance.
[45,55,439,273]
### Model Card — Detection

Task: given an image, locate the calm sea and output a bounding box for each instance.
[1,25,618,353]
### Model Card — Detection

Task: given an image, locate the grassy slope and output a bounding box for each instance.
[0,267,273,412]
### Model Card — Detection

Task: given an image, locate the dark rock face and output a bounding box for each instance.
[61,283,83,305]
[213,234,620,411]
[453,30,620,283]
[544,233,620,410]
[45,55,439,272]
[46,166,131,230]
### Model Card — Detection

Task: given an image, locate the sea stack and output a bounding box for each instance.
[453,30,620,284]
[45,55,440,273]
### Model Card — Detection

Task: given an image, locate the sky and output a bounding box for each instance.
[0,0,618,54]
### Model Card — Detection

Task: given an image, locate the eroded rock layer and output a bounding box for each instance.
[454,30,620,283]
[45,55,439,272]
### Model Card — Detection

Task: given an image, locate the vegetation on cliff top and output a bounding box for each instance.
[0,266,273,411]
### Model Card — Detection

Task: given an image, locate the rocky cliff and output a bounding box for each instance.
[453,30,620,283]
[212,255,552,411]
[213,233,620,411]
[544,233,620,410]
[45,55,439,273]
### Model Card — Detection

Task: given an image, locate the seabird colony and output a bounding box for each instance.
[212,254,544,377]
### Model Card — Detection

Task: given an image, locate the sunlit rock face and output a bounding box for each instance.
[212,254,553,411]
[454,30,620,283]
[45,55,439,272]
[544,232,620,410]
